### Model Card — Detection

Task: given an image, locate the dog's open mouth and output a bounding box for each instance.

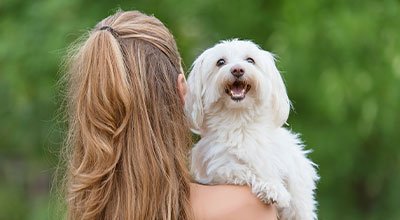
[224,80,251,102]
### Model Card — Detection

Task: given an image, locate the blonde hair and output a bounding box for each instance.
[62,10,193,220]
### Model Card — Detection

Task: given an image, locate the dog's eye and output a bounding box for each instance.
[216,59,226,67]
[246,57,255,64]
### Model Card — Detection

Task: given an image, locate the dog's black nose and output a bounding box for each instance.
[230,65,244,78]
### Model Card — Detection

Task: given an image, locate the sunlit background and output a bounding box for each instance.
[1,0,399,219]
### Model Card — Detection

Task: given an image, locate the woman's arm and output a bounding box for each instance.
[190,183,278,220]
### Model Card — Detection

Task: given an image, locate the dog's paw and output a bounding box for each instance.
[253,182,291,208]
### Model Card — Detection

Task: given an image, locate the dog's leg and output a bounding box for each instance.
[209,153,293,209]
[209,161,292,208]
[206,162,254,185]
[280,155,318,220]
[251,177,291,209]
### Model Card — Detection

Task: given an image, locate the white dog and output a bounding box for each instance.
[185,39,319,220]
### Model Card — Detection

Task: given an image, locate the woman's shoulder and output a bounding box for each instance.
[190,183,277,220]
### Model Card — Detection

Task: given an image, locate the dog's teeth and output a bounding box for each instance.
[231,89,246,97]
[227,81,251,101]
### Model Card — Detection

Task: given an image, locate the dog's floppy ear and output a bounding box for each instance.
[263,51,291,127]
[185,53,206,134]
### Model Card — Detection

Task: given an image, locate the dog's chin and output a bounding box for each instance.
[224,80,251,102]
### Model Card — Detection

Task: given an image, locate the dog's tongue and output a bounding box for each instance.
[231,82,246,97]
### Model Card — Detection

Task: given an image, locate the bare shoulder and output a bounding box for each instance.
[190,183,278,220]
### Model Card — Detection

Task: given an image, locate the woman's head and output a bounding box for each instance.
[63,10,192,220]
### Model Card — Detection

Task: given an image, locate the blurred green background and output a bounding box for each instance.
[1,0,399,219]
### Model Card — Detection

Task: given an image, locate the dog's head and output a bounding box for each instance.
[185,39,290,133]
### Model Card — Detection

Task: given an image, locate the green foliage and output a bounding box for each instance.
[0,0,399,219]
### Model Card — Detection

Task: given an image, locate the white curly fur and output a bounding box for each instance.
[185,39,319,220]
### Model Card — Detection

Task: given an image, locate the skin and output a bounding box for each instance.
[178,74,278,220]
[177,73,188,103]
[190,183,278,220]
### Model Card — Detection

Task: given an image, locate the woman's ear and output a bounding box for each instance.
[177,73,187,104]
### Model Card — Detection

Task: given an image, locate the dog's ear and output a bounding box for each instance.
[185,53,206,134]
[263,51,291,127]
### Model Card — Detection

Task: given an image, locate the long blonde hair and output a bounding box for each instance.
[62,10,193,220]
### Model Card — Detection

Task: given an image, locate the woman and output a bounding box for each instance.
[63,10,277,220]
